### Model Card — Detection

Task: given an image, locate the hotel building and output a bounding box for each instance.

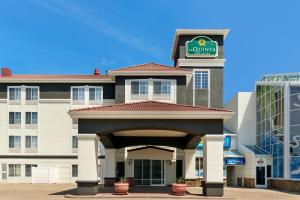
[3,28,298,196]
[0,29,236,196]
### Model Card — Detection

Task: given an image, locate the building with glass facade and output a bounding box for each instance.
[225,74,300,192]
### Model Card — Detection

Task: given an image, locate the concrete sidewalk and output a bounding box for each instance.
[0,184,299,200]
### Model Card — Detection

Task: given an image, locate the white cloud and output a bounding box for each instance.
[291,166,300,175]
[31,0,164,59]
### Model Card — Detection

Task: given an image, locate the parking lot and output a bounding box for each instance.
[0,184,299,200]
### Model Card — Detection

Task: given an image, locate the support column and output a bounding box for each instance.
[184,149,196,186]
[104,148,116,187]
[76,134,99,195]
[203,135,224,196]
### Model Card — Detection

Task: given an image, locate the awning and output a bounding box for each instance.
[224,150,244,158]
[244,145,271,155]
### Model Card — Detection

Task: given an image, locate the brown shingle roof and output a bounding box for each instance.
[71,101,231,112]
[110,63,190,72]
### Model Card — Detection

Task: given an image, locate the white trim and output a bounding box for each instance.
[171,29,230,59]
[39,99,71,103]
[177,59,225,67]
[193,69,210,107]
[69,111,233,120]
[126,79,177,103]
[202,135,224,142]
[71,86,103,106]
[77,134,99,140]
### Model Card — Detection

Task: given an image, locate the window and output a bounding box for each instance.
[9,136,21,148]
[8,87,21,101]
[195,157,203,177]
[72,136,78,149]
[72,88,85,101]
[72,165,78,177]
[9,112,21,124]
[25,136,38,149]
[8,164,21,177]
[194,71,209,89]
[131,81,148,95]
[267,165,272,178]
[89,87,102,101]
[153,81,171,95]
[26,112,38,124]
[25,164,37,177]
[26,87,38,101]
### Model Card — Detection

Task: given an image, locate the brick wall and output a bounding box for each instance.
[268,179,300,193]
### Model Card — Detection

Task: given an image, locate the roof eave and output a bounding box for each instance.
[107,71,191,76]
[68,110,234,120]
[0,78,114,83]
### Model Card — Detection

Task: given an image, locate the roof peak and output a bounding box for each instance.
[70,100,231,113]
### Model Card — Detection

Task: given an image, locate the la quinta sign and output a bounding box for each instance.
[186,36,218,57]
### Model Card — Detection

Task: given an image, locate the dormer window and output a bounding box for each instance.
[126,79,176,103]
[153,81,171,95]
[131,81,148,95]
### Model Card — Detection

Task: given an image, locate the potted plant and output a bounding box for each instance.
[114,176,129,195]
[172,177,187,196]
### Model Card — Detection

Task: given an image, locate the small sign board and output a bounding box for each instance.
[225,157,245,165]
[186,36,218,57]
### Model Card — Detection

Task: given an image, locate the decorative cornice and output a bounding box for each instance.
[177,59,225,67]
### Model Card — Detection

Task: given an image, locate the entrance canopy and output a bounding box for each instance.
[68,101,233,149]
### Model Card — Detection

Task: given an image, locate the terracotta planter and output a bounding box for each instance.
[172,183,187,196]
[114,182,129,195]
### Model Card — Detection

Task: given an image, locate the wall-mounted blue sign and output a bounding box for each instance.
[225,157,245,165]
[196,136,232,150]
[224,136,231,149]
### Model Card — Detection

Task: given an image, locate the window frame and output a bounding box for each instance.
[9,136,21,149]
[8,164,21,177]
[9,112,21,124]
[130,80,148,95]
[25,112,38,125]
[72,164,78,177]
[25,164,37,177]
[72,136,78,149]
[25,136,38,149]
[71,87,85,101]
[8,87,21,101]
[88,87,103,102]
[194,70,209,90]
[153,80,171,95]
[195,157,204,177]
[25,87,39,101]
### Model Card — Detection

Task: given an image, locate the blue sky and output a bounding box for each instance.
[0,0,300,103]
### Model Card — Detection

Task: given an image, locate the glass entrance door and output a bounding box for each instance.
[134,159,165,186]
[256,166,266,187]
[151,160,164,185]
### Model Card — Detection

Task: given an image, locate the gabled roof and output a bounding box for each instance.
[68,101,234,120]
[108,63,191,76]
